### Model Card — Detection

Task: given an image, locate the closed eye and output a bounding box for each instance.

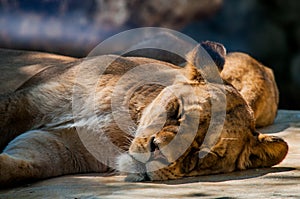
[166,99,182,120]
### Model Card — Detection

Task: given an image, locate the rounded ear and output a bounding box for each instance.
[186,41,226,72]
[238,134,288,169]
[183,41,226,82]
[200,41,226,71]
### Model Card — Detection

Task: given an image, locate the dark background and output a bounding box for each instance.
[0,0,299,110]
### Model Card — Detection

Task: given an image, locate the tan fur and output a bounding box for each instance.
[0,48,77,94]
[0,48,287,187]
[221,52,279,127]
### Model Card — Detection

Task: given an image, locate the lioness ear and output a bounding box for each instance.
[200,41,226,71]
[183,41,226,82]
[186,41,226,71]
[239,134,288,169]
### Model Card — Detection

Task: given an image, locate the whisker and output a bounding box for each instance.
[221,138,238,141]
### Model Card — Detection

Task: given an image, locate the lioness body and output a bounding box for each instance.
[221,52,279,127]
[0,55,180,185]
[0,45,287,186]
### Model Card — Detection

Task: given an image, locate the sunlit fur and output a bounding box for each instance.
[221,52,279,127]
[0,46,287,187]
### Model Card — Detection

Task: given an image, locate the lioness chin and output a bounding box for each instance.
[0,41,287,187]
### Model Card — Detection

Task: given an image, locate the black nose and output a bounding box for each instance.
[150,137,158,153]
[148,136,169,164]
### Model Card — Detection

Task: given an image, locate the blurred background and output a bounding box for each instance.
[0,0,299,110]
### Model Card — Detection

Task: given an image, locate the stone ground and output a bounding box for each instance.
[0,110,299,199]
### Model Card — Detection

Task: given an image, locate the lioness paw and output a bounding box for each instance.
[258,134,285,143]
[245,134,288,169]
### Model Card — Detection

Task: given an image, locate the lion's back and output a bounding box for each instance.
[221,52,279,127]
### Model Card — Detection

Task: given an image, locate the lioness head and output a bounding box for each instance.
[117,42,288,181]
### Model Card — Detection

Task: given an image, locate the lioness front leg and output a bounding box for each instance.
[0,129,105,187]
[0,91,40,151]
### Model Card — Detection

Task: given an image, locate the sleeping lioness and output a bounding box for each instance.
[0,42,287,187]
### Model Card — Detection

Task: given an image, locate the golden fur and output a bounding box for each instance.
[0,43,287,187]
[221,52,279,127]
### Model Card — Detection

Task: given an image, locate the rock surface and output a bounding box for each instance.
[0,110,299,199]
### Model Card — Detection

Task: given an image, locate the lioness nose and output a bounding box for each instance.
[150,136,159,152]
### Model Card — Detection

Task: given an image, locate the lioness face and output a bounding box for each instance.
[118,77,248,181]
[130,82,214,180]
